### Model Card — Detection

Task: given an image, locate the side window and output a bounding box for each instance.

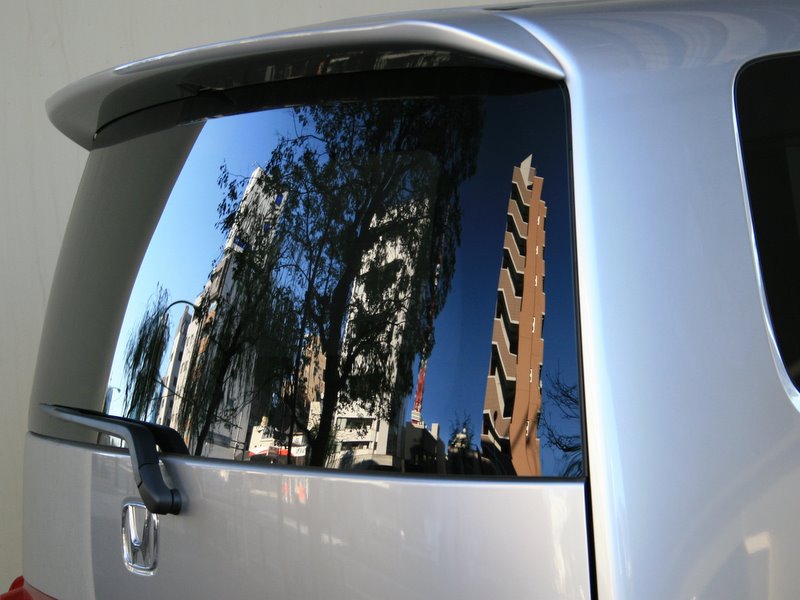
[737,55,800,390]
[104,71,583,477]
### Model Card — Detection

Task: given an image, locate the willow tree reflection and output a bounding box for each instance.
[123,173,301,455]
[122,287,170,422]
[123,98,484,466]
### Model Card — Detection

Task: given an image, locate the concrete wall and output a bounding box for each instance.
[0,0,516,588]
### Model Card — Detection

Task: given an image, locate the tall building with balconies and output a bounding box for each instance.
[482,155,546,476]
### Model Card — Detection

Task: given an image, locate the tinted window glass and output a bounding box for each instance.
[105,71,582,477]
[738,55,800,389]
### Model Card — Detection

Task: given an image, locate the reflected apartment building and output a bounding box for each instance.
[163,168,281,459]
[481,155,546,477]
[156,306,191,426]
[158,156,546,473]
[318,223,440,471]
[159,165,436,466]
[300,209,444,471]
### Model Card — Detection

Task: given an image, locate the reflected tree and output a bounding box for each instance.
[540,370,583,477]
[219,98,484,466]
[122,97,484,465]
[123,287,170,422]
[447,412,476,450]
[120,183,301,455]
[174,187,301,455]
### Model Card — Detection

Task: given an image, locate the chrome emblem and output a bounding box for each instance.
[121,501,159,575]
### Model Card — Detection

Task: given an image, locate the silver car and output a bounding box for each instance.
[15,1,800,598]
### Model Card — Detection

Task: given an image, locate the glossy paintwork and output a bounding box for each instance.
[30,1,800,599]
[509,2,800,598]
[28,125,201,443]
[24,433,591,600]
[24,435,96,600]
[45,10,564,150]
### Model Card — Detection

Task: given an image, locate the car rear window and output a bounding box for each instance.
[103,68,584,478]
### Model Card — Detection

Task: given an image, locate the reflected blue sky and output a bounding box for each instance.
[108,86,579,476]
[108,110,295,398]
[415,89,578,475]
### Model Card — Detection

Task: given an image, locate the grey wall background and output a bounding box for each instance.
[0,0,516,588]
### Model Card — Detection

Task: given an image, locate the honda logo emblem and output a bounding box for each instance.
[122,501,159,575]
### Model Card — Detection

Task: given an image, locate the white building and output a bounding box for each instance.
[167,167,284,459]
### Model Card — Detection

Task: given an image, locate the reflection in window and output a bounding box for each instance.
[106,81,582,477]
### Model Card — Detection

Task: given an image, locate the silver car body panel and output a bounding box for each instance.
[25,433,591,599]
[29,1,800,599]
[45,10,565,150]
[524,4,800,599]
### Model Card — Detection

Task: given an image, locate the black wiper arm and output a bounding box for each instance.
[41,404,186,515]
